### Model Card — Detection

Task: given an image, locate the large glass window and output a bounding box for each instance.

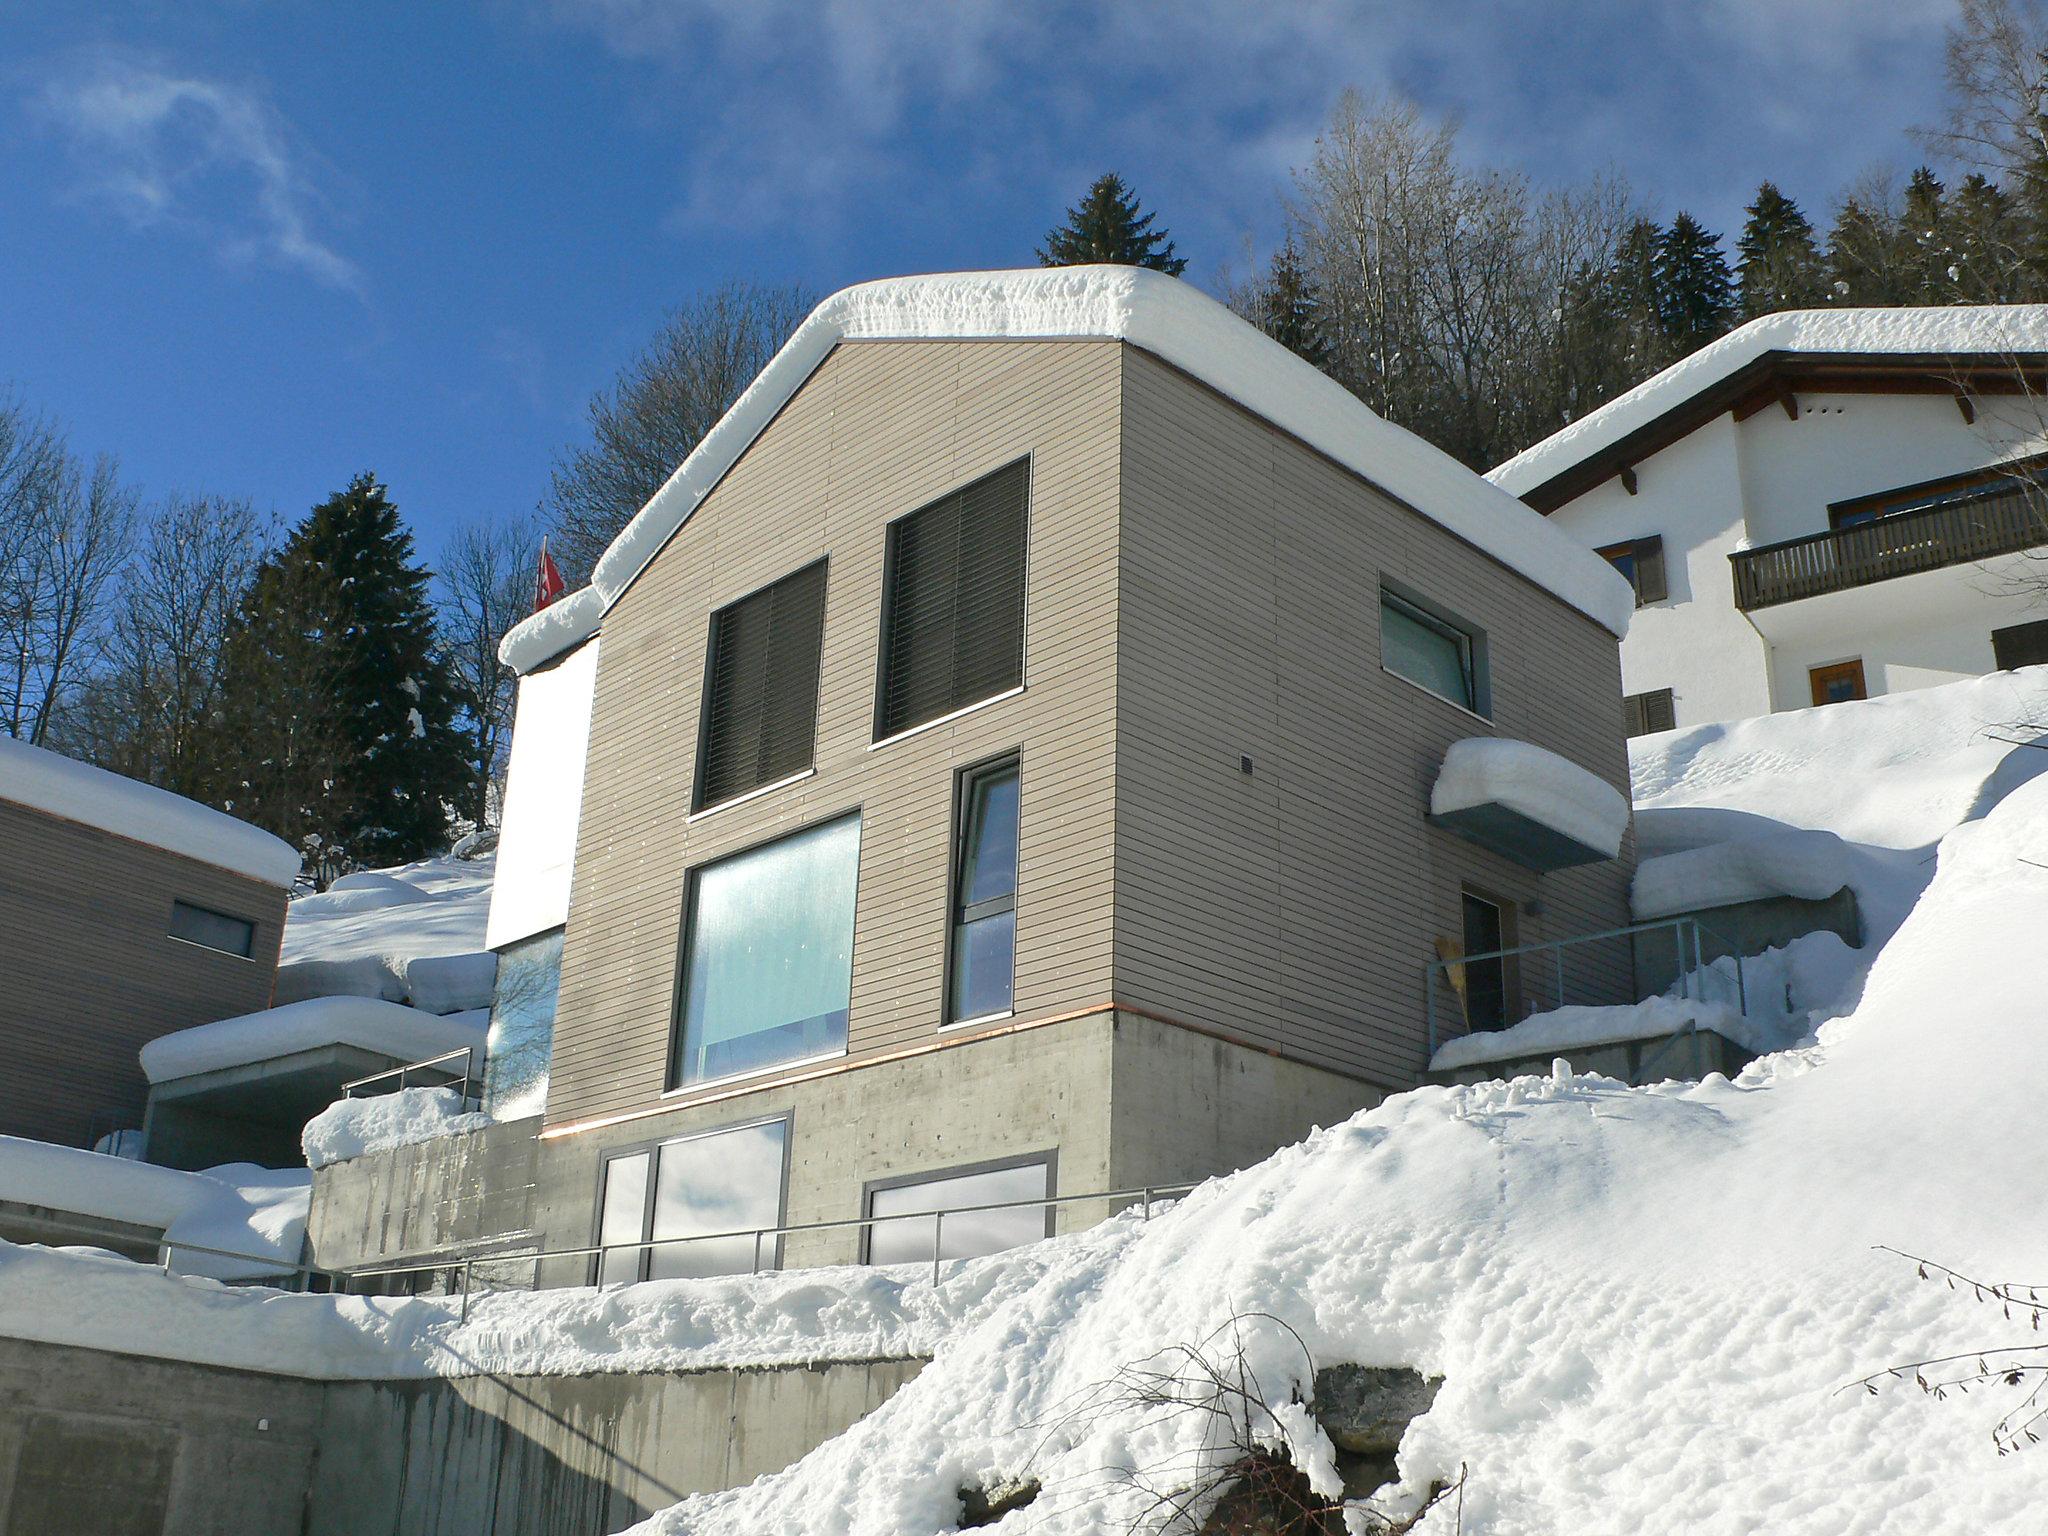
[874,459,1030,740]
[1380,588,1486,715]
[483,928,563,1120]
[672,814,861,1085]
[168,899,255,958]
[595,1119,789,1285]
[866,1157,1051,1267]
[948,759,1019,1023]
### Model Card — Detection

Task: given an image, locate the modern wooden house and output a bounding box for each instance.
[1491,306,2048,732]
[0,737,300,1151]
[312,267,1642,1285]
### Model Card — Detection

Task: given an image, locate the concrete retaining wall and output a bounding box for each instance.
[0,1336,921,1536]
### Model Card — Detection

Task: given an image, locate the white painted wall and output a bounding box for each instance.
[486,637,600,951]
[1545,385,2048,729]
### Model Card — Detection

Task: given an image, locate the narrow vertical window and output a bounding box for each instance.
[948,758,1020,1023]
[596,1150,651,1286]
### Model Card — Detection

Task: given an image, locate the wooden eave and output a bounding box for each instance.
[1519,350,2048,514]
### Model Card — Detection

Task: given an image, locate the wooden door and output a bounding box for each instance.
[1809,659,1867,706]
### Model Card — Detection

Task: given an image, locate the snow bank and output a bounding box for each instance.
[0,733,299,887]
[140,997,487,1084]
[1430,736,1630,858]
[492,266,1633,677]
[1491,303,2048,497]
[280,854,495,1012]
[1630,826,1851,920]
[0,1138,308,1282]
[301,1086,488,1170]
[1428,995,1736,1072]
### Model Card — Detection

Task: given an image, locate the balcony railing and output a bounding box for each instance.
[1730,480,2048,611]
[341,1046,483,1109]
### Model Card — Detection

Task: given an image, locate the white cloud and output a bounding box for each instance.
[33,53,362,294]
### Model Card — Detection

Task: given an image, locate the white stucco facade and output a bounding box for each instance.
[485,636,599,951]
[1532,384,2048,729]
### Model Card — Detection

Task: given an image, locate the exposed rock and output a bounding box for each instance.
[959,1475,1039,1527]
[1309,1366,1440,1457]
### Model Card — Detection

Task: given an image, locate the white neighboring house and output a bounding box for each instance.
[1490,306,2048,732]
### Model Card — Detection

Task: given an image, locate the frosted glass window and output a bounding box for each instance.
[1381,591,1481,713]
[647,1119,788,1280]
[867,1159,1051,1267]
[596,1151,649,1286]
[169,900,255,958]
[483,928,562,1120]
[948,761,1019,1022]
[674,814,860,1085]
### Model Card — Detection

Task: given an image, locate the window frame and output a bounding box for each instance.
[942,752,1022,1029]
[1808,658,1868,707]
[1457,885,1520,1034]
[690,557,831,815]
[590,1112,795,1286]
[1596,535,1667,607]
[665,807,865,1093]
[871,456,1034,747]
[1378,582,1491,718]
[482,924,565,1121]
[859,1149,1057,1266]
[1623,687,1677,738]
[167,898,257,959]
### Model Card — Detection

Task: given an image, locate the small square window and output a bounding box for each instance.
[1380,587,1488,715]
[168,900,255,958]
[1597,537,1666,606]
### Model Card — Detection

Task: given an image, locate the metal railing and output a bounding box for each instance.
[1731,480,2048,611]
[341,1046,483,1107]
[1424,915,1749,1060]
[140,1181,1200,1322]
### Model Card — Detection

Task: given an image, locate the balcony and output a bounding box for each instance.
[1731,480,2048,612]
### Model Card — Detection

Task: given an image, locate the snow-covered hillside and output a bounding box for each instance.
[278,853,495,1011]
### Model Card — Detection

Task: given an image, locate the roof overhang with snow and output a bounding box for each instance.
[1429,737,1631,873]
[500,265,1637,674]
[1490,306,2048,514]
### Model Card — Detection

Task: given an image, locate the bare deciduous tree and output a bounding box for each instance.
[547,281,815,579]
[437,510,543,827]
[0,402,138,744]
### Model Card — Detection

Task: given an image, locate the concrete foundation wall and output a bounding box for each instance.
[0,1335,921,1536]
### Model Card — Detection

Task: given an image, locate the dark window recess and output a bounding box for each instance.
[694,560,828,811]
[1993,618,2048,671]
[1460,893,1506,1033]
[1598,536,1667,606]
[875,460,1029,740]
[1623,688,1677,738]
[169,900,255,958]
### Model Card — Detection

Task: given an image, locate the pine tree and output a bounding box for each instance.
[205,474,469,882]
[1735,183,1825,318]
[1949,173,2028,300]
[1038,173,1188,275]
[1654,213,1736,356]
[1897,166,1952,300]
[1249,239,1330,366]
[1826,195,1908,305]
[1607,217,1670,375]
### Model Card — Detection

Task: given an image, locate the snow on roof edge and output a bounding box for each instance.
[497,584,602,674]
[140,995,487,1084]
[499,266,1633,672]
[1490,303,2048,500]
[0,734,300,887]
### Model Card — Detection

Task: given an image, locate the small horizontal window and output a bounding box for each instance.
[866,1157,1051,1267]
[168,900,255,958]
[1380,587,1488,715]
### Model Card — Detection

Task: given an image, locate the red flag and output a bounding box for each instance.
[533,540,566,613]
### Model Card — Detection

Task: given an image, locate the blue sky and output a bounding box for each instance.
[3,0,1958,562]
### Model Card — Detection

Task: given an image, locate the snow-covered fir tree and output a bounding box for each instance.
[1735,182,1825,318]
[1654,213,1735,356]
[1038,173,1188,275]
[1248,239,1329,366]
[205,473,468,882]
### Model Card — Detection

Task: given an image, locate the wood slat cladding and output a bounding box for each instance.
[1112,347,1636,1085]
[694,559,828,811]
[548,339,1123,1129]
[0,801,286,1147]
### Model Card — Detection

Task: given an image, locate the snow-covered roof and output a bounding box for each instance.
[1431,736,1631,862]
[0,734,300,887]
[139,996,488,1084]
[500,266,1635,674]
[1491,304,2048,505]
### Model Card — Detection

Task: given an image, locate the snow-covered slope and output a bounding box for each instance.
[278,854,495,1010]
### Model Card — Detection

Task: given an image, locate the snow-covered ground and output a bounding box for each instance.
[278,854,495,1011]
[3,673,2047,1533]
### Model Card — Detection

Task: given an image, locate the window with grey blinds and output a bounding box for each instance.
[693,560,828,811]
[874,460,1029,740]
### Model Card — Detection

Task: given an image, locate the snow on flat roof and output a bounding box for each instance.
[501,266,1634,673]
[1491,303,2048,500]
[139,996,488,1084]
[0,734,300,887]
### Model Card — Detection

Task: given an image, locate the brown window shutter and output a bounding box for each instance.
[1624,688,1675,737]
[1993,618,2048,671]
[694,560,828,811]
[1633,536,1667,605]
[876,459,1029,739]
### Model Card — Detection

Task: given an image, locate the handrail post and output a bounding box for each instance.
[460,1256,474,1324]
[1426,965,1438,1056]
[931,1210,944,1289]
[751,1229,763,1274]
